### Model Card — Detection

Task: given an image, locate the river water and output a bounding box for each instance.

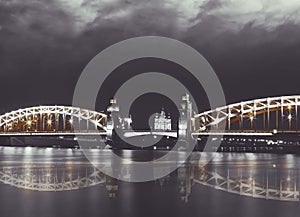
[0,146,299,217]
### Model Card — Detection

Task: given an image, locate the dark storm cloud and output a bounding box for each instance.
[185,21,300,103]
[0,0,75,78]
[0,0,75,38]
[0,0,300,111]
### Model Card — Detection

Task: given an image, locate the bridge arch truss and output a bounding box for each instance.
[194,96,300,133]
[0,106,107,134]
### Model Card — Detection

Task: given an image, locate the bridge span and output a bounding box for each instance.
[196,95,300,134]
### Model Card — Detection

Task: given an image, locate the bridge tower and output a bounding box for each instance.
[106,99,120,142]
[178,94,194,149]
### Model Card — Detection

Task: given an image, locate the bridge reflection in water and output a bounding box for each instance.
[0,165,106,192]
[0,147,298,202]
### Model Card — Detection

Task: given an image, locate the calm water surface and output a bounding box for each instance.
[0,146,299,217]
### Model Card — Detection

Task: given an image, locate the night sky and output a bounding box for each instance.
[1,0,300,124]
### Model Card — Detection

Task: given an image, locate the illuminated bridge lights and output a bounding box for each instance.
[0,106,107,134]
[195,95,300,135]
[0,95,300,138]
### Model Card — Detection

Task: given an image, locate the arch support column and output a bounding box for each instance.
[178,94,193,150]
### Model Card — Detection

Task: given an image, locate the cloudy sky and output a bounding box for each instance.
[1,0,300,115]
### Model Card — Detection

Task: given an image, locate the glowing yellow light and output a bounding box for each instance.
[110,99,116,104]
[47,120,52,125]
[273,129,278,134]
[272,164,276,168]
[249,116,254,121]
[69,119,73,124]
[288,114,292,120]
[27,120,32,125]
[288,105,292,110]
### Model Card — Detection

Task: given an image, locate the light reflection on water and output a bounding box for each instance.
[0,146,299,202]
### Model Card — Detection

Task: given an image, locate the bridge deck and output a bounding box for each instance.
[192,131,274,136]
[0,131,107,136]
[192,130,300,136]
[123,131,177,138]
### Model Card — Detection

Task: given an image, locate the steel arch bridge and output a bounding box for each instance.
[1,95,300,138]
[0,106,107,135]
[193,95,300,136]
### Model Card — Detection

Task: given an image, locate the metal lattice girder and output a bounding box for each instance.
[194,95,300,131]
[0,105,107,132]
[193,168,299,201]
